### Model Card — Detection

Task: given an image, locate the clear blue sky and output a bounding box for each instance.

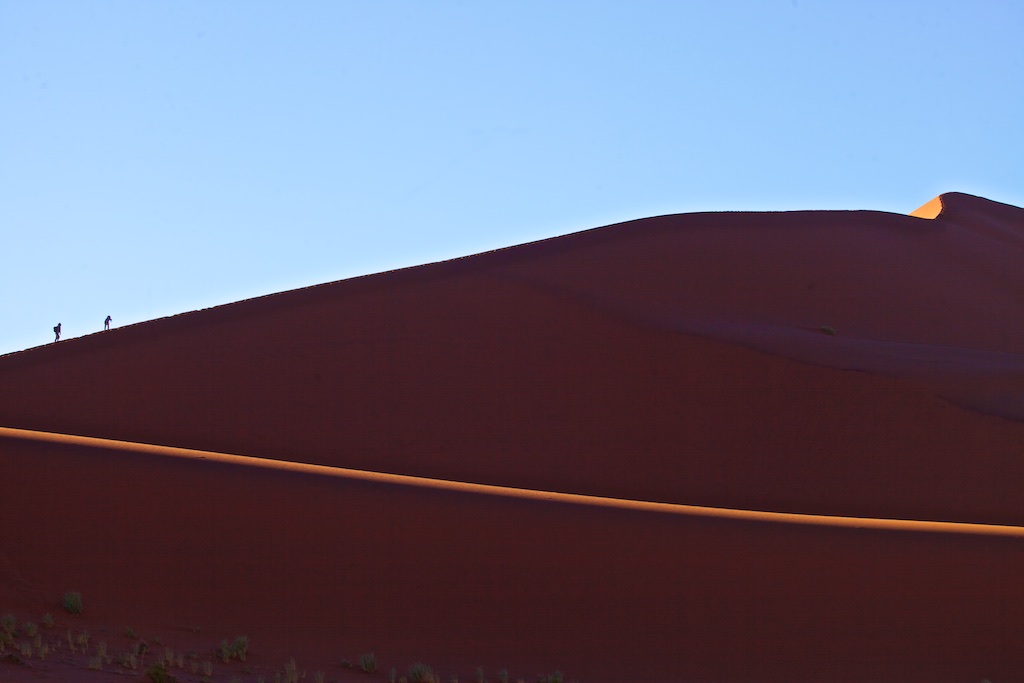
[2,1,1022,356]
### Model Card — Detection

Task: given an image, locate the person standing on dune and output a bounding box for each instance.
[104,315,111,331]
[53,323,61,342]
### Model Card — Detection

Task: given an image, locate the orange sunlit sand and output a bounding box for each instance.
[2,192,1024,682]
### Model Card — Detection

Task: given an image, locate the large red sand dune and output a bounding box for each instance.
[2,192,1024,682]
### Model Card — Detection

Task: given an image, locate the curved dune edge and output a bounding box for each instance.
[5,424,1024,538]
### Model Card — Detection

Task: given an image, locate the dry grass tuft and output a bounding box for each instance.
[409,662,438,683]
[283,657,299,683]
[63,591,84,615]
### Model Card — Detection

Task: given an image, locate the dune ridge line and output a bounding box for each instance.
[5,424,1023,538]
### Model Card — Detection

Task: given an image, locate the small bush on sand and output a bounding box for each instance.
[42,613,55,629]
[218,635,248,662]
[360,652,377,674]
[231,635,248,661]
[63,591,84,615]
[283,657,299,683]
[409,662,437,683]
[147,660,176,683]
[0,614,15,635]
[21,622,38,638]
[819,324,837,336]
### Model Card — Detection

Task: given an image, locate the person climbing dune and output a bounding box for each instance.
[53,323,61,342]
[104,315,112,331]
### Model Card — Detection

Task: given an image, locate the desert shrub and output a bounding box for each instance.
[21,622,38,638]
[409,662,436,683]
[147,660,176,683]
[232,635,248,660]
[498,670,509,683]
[0,614,15,634]
[42,613,55,629]
[283,657,299,683]
[819,324,837,336]
[63,591,84,615]
[360,652,377,673]
[216,635,247,662]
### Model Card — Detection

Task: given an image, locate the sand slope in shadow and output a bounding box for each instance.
[2,193,1024,681]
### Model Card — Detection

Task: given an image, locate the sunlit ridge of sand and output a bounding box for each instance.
[910,195,944,219]
[4,425,1023,538]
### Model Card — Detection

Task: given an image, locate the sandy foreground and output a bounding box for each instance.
[2,192,1024,682]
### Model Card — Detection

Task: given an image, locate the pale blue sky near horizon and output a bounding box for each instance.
[2,1,1022,356]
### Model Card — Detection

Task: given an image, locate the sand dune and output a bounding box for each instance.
[2,193,1024,681]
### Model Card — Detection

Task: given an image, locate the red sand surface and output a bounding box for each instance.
[2,192,1024,681]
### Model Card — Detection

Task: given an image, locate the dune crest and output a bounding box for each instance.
[912,190,1024,220]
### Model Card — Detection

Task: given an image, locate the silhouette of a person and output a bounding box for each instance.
[54,323,61,342]
[104,315,111,331]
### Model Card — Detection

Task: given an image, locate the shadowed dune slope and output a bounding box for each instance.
[2,194,1024,681]
[1,193,1024,522]
[3,428,1024,683]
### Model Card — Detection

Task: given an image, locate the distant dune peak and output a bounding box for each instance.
[910,195,945,219]
[911,191,1024,220]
